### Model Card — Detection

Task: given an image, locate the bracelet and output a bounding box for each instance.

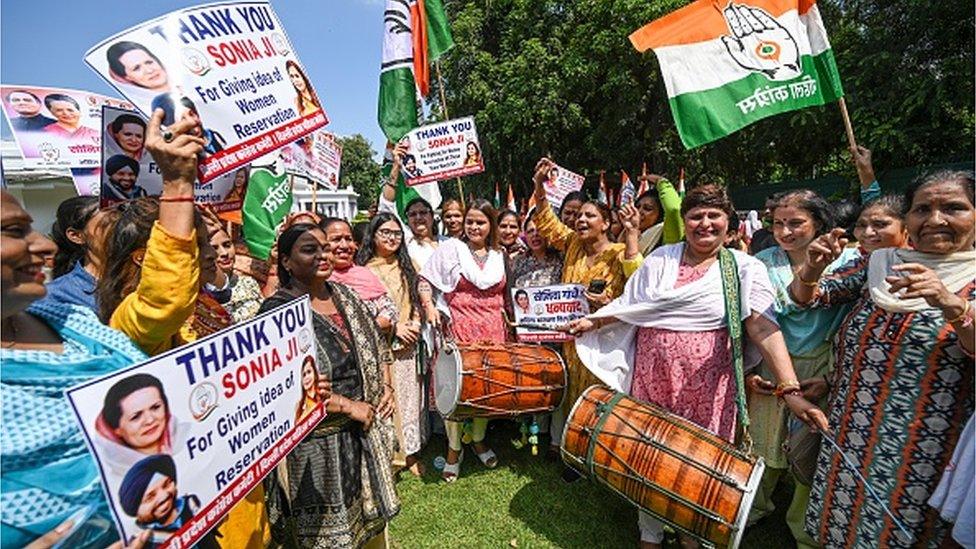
[944,300,972,325]
[775,380,801,392]
[776,387,803,399]
[159,195,195,203]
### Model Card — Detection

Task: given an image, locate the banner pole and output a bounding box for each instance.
[838,98,857,151]
[435,61,464,208]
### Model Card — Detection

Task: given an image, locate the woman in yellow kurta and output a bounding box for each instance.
[530,158,641,462]
[94,109,271,548]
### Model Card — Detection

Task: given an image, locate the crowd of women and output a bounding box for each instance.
[1,107,973,549]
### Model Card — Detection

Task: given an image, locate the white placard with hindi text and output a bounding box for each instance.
[512,284,589,343]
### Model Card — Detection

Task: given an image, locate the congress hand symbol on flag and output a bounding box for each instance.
[721,3,801,81]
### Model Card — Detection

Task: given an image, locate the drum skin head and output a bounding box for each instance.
[434,342,461,417]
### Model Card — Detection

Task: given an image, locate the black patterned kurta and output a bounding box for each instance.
[803,253,974,548]
[260,283,399,548]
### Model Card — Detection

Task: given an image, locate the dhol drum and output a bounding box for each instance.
[434,341,567,420]
[562,386,764,549]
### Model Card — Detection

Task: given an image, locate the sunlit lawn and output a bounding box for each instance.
[389,421,794,548]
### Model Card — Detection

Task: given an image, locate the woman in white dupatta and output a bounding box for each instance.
[565,185,828,549]
[420,199,508,482]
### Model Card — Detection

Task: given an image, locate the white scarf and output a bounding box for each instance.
[576,243,775,392]
[867,248,976,312]
[420,238,506,317]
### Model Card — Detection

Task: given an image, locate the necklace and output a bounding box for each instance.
[681,248,717,272]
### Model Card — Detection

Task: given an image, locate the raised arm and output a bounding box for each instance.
[851,145,880,203]
[110,110,206,355]
[656,177,685,244]
[531,158,574,252]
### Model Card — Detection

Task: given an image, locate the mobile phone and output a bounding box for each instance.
[587,279,607,294]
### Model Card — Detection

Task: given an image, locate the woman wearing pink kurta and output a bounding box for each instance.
[567,185,828,549]
[420,199,507,482]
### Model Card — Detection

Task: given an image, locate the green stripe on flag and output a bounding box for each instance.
[671,51,843,148]
[425,0,454,60]
[378,68,419,143]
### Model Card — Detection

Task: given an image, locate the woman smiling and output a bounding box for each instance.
[792,171,975,548]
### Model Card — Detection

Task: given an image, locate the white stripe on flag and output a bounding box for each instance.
[654,8,830,98]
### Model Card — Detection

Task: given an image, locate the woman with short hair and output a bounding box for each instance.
[567,184,827,549]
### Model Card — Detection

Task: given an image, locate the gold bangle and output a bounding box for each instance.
[945,300,972,324]
[775,380,800,392]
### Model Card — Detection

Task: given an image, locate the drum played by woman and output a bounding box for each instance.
[565,184,828,549]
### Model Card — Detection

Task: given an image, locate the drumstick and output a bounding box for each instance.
[819,430,914,544]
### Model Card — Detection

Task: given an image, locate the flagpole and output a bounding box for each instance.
[435,61,465,208]
[837,98,857,151]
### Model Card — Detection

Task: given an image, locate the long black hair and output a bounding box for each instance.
[51,195,99,278]
[276,223,322,288]
[355,212,424,322]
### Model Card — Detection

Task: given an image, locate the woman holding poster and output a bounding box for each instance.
[420,199,507,481]
[379,144,449,268]
[260,222,399,548]
[0,190,150,548]
[530,158,642,474]
[94,110,269,548]
[357,212,430,476]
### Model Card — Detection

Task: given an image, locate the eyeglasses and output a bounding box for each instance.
[377,228,404,240]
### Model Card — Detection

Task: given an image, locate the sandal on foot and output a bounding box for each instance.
[442,450,463,482]
[475,447,498,469]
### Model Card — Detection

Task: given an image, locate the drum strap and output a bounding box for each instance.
[586,391,626,478]
[718,247,754,455]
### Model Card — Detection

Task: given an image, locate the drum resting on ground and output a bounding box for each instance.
[434,341,567,420]
[561,386,764,549]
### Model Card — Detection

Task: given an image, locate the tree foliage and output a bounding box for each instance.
[338,134,382,208]
[435,0,974,201]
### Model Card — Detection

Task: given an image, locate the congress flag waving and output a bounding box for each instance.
[630,0,843,148]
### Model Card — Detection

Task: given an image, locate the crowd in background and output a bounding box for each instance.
[1,109,973,549]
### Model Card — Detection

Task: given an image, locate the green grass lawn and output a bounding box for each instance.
[389,420,795,548]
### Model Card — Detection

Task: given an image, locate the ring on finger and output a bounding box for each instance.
[162,130,174,143]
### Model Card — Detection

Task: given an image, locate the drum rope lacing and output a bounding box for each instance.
[570,393,741,528]
[454,344,566,416]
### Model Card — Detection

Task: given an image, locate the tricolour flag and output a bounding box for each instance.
[619,170,636,205]
[494,181,501,208]
[378,0,454,215]
[598,171,609,204]
[507,184,517,212]
[630,0,843,148]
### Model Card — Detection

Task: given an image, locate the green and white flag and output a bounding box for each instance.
[378,0,454,213]
[242,161,292,260]
[630,0,843,148]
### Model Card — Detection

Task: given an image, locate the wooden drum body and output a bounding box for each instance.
[561,386,764,549]
[434,342,566,420]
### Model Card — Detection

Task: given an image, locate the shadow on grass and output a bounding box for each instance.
[390,419,796,548]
